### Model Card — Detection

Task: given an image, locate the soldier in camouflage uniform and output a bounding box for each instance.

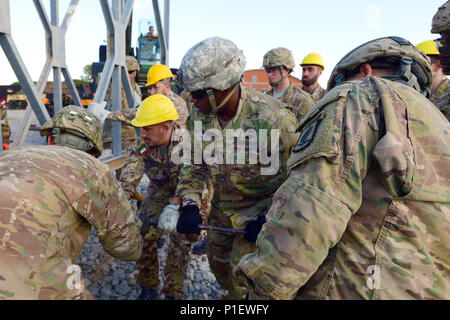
[263,48,315,122]
[93,94,200,300]
[416,40,450,121]
[0,106,143,300]
[430,2,450,121]
[300,53,327,103]
[432,1,450,74]
[145,64,189,127]
[1,99,11,150]
[234,37,450,300]
[172,37,299,299]
[105,56,142,150]
[98,64,189,130]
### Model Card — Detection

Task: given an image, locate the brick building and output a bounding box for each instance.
[242,69,303,92]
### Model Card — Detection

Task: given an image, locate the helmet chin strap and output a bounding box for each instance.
[52,128,94,154]
[206,84,239,116]
[269,66,287,87]
[382,57,430,98]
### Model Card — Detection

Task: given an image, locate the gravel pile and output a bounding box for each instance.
[75,177,227,301]
[75,229,227,300]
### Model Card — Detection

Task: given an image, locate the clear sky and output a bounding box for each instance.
[0,0,443,88]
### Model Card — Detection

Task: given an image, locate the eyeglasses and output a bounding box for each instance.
[128,70,136,74]
[264,67,280,74]
[190,89,206,100]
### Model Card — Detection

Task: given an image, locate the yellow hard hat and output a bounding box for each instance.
[131,94,179,127]
[416,40,439,56]
[301,53,325,70]
[146,64,174,87]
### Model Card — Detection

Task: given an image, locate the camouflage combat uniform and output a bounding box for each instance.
[430,77,450,121]
[176,84,299,299]
[235,37,450,300]
[180,89,194,115]
[166,91,190,126]
[0,146,143,300]
[120,135,201,298]
[308,84,327,103]
[111,108,198,299]
[267,83,314,122]
[105,82,142,150]
[263,47,315,122]
[1,105,11,146]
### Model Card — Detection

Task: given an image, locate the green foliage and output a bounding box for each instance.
[81,65,93,83]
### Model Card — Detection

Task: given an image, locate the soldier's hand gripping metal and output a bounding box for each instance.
[157,204,180,232]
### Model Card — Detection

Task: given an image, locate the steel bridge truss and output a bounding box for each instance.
[0,0,170,163]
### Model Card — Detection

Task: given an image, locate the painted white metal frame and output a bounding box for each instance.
[0,0,170,157]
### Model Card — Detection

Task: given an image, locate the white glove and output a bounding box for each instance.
[88,101,111,123]
[133,92,142,108]
[157,204,180,233]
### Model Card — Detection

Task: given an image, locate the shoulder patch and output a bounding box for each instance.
[292,111,324,153]
[287,87,351,174]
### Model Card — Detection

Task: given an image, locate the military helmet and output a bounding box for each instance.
[263,47,295,70]
[178,36,246,91]
[431,1,450,34]
[126,56,140,72]
[327,36,433,96]
[41,105,103,157]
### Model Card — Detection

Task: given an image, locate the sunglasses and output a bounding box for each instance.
[264,67,281,74]
[190,89,207,100]
[128,70,136,74]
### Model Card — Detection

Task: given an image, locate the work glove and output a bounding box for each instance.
[176,205,201,235]
[2,142,9,150]
[88,101,110,123]
[139,213,152,236]
[157,204,180,233]
[244,215,266,243]
[133,92,142,108]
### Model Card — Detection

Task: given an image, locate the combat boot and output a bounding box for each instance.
[137,286,159,300]
[191,238,207,255]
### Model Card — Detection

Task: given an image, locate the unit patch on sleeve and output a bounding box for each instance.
[292,111,324,153]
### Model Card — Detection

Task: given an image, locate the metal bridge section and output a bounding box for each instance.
[0,0,171,165]
[0,0,51,132]
[13,0,83,148]
[96,0,136,159]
